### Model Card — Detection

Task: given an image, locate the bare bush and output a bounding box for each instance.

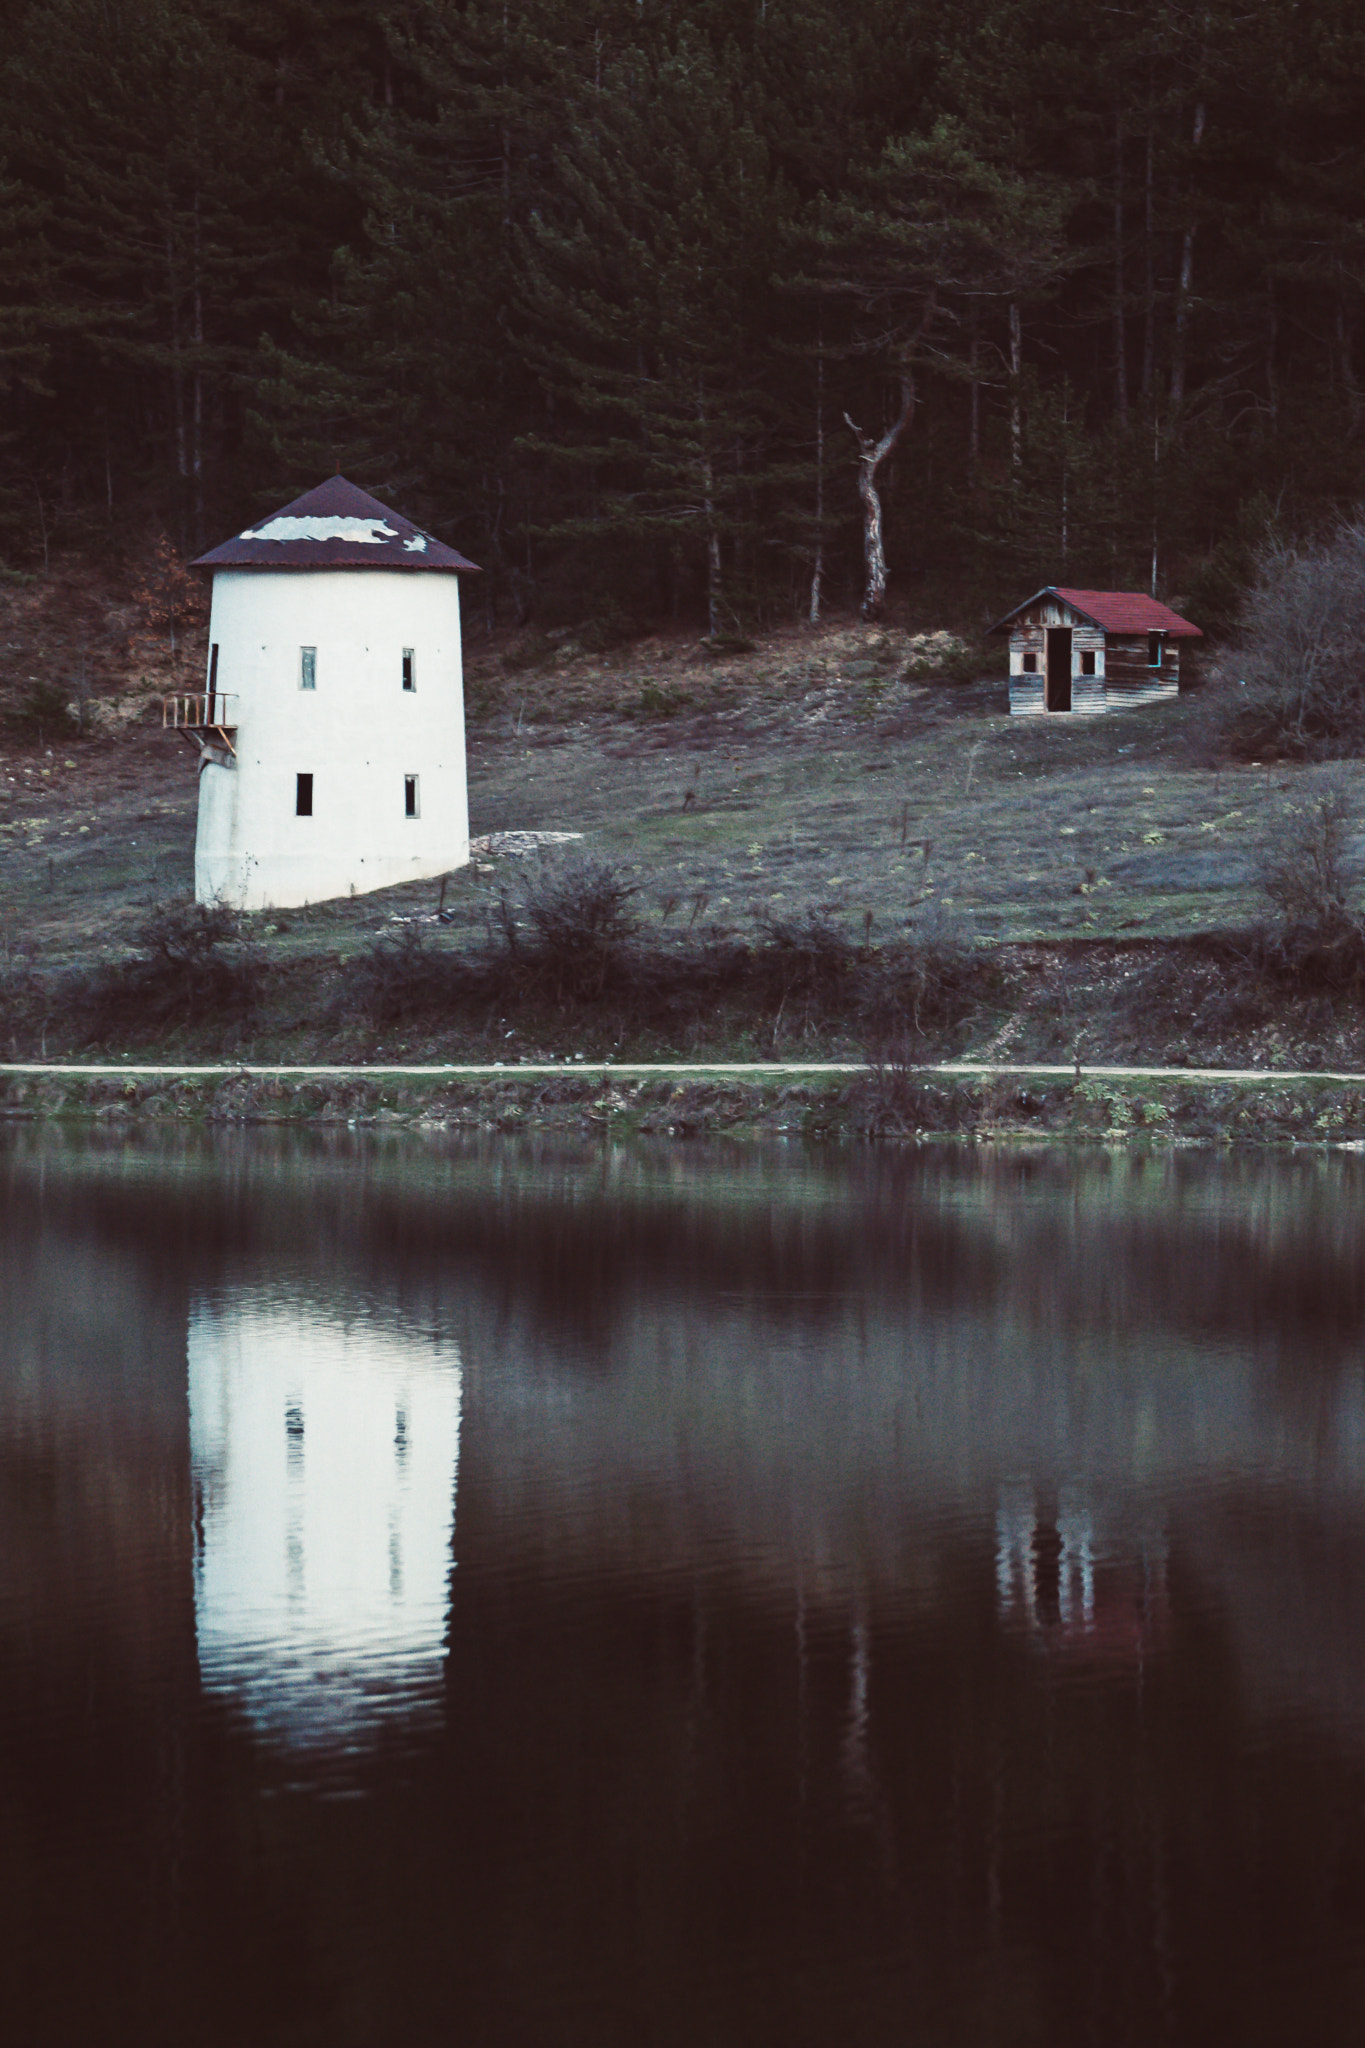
[856,1052,977,1135]
[1255,782,1365,990]
[752,906,861,1006]
[349,925,465,1025]
[0,934,44,1049]
[866,905,988,1039]
[1211,519,1365,758]
[67,896,267,1036]
[1260,783,1353,930]
[495,853,639,1001]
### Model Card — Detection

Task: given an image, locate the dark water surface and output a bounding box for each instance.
[4,1128,1365,2045]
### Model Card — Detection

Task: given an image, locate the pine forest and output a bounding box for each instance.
[4,0,1365,635]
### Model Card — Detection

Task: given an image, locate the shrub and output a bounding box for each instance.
[0,935,43,1047]
[754,902,992,1046]
[856,1054,977,1135]
[752,906,861,1008]
[5,677,82,743]
[495,852,639,1002]
[1254,782,1365,991]
[348,925,464,1025]
[1209,518,1365,758]
[578,603,640,653]
[500,631,556,674]
[867,905,988,1038]
[68,896,266,1036]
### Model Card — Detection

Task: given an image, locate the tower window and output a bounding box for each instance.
[208,644,219,689]
[300,646,317,690]
[404,775,419,818]
[296,773,313,817]
[401,648,415,691]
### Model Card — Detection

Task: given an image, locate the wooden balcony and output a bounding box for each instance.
[163,691,238,758]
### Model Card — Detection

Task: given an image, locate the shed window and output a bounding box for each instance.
[1021,651,1037,673]
[401,648,415,692]
[296,773,313,817]
[404,774,419,818]
[1148,633,1163,668]
[300,646,317,690]
[1080,649,1096,676]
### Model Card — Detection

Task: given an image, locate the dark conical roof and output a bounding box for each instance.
[192,476,480,573]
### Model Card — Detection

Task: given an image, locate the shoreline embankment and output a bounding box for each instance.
[5,1061,1365,1145]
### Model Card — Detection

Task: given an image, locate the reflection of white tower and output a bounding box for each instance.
[188,1295,461,1755]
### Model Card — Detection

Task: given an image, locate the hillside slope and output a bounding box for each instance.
[1,572,1356,1071]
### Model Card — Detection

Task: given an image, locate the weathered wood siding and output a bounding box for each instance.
[1007,603,1180,715]
[1008,599,1106,715]
[1102,635,1180,706]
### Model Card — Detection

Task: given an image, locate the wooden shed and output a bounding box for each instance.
[991,588,1202,716]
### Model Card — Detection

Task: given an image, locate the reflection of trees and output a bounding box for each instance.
[7,1133,1365,2039]
[420,1541,1365,2046]
[13,1129,1365,1376]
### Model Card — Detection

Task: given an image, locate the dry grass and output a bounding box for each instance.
[5,575,1365,1066]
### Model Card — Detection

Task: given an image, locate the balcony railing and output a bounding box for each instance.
[162,691,238,756]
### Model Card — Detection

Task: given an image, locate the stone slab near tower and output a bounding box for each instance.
[173,476,480,911]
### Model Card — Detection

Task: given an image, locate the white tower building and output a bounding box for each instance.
[173,476,480,910]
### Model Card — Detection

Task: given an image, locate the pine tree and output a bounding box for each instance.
[513,29,788,632]
[0,153,55,552]
[5,0,315,543]
[795,115,1068,617]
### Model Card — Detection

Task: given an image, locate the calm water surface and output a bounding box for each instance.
[4,1127,1365,2044]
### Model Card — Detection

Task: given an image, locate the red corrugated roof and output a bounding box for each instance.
[193,476,480,573]
[991,587,1201,636]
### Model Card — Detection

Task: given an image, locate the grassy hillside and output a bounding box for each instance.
[1,563,1359,1070]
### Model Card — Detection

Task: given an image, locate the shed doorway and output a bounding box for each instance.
[1045,627,1072,712]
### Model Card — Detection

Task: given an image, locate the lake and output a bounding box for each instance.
[3,1126,1365,2045]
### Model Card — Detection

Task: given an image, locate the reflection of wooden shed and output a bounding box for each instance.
[991,587,1202,716]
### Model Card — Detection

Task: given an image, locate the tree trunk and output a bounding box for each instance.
[810,348,825,625]
[1266,286,1279,428]
[1008,302,1023,470]
[1337,291,1360,437]
[699,377,722,638]
[1141,120,1156,403]
[845,369,915,621]
[1113,110,1128,426]
[168,228,186,493]
[1060,388,1069,566]
[706,518,722,638]
[968,302,981,484]
[191,188,204,547]
[1150,413,1160,597]
[1169,101,1206,415]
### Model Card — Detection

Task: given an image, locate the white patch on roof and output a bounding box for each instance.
[403,533,428,552]
[238,516,401,544]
